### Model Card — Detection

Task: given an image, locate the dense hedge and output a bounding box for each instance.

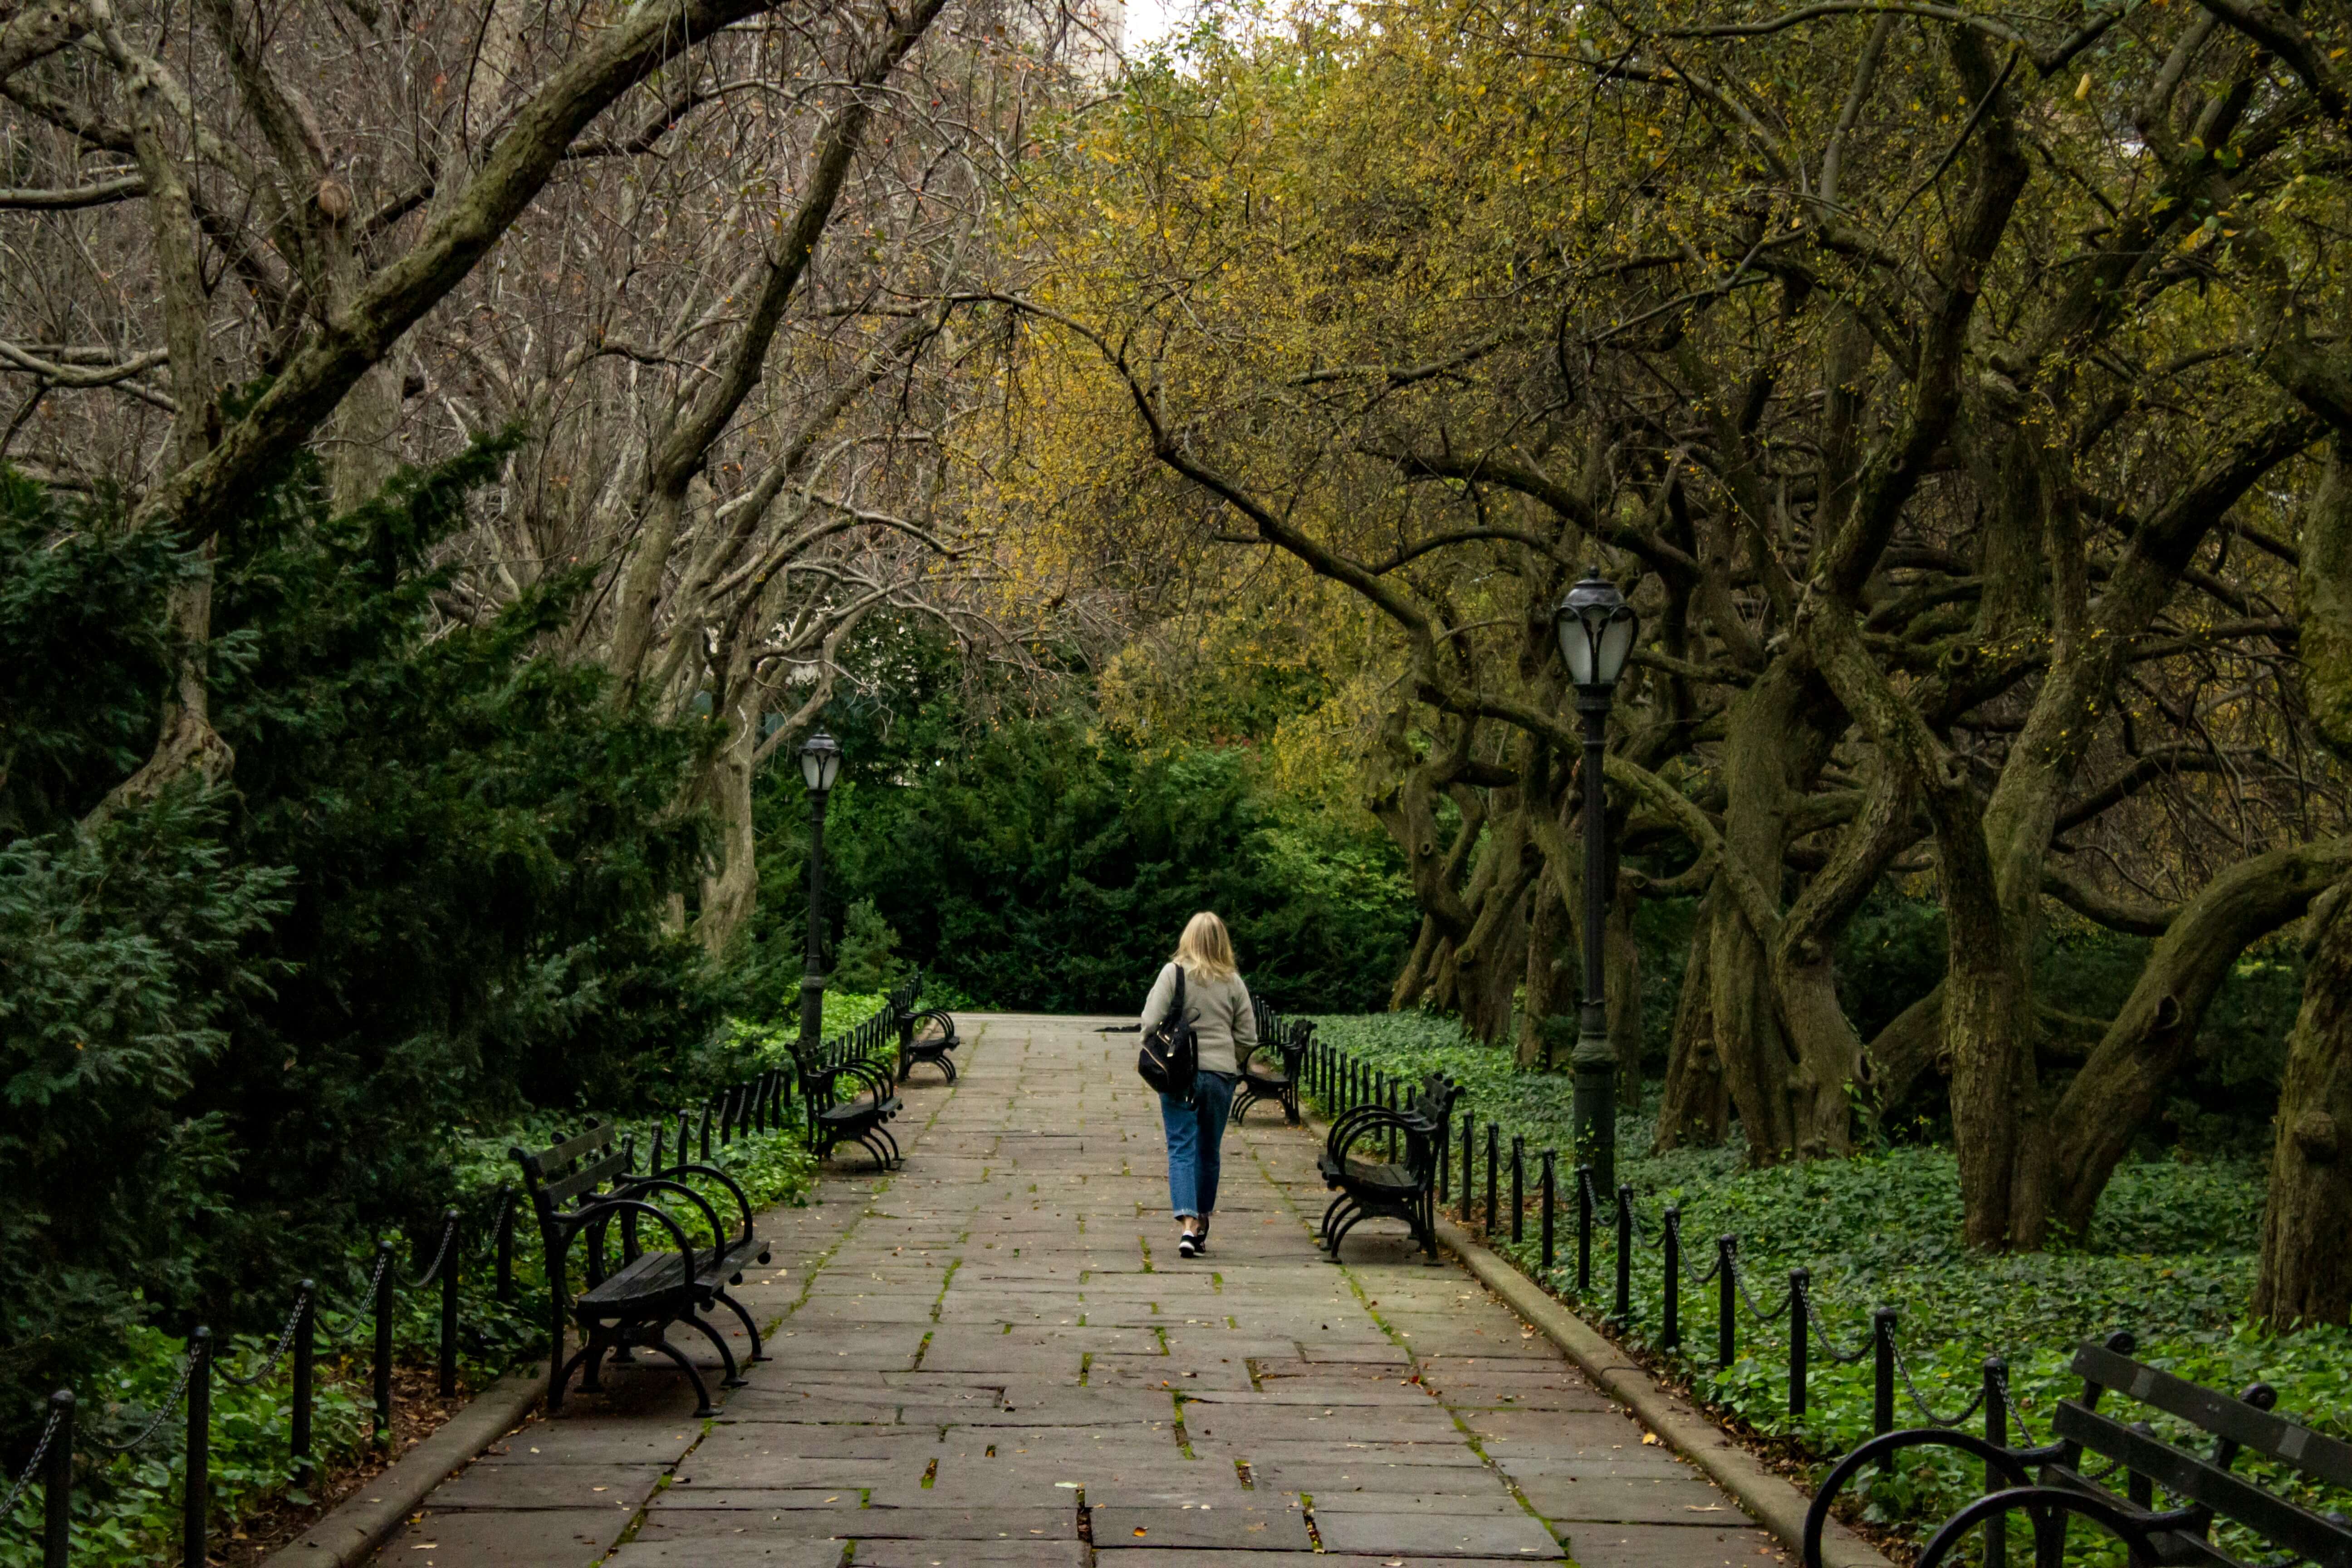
[0,448,724,1450]
[739,626,1418,1017]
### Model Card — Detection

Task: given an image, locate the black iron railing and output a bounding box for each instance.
[1298,1039,2035,1483]
[2,977,921,1568]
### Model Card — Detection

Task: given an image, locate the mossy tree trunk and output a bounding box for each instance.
[2255,442,2352,1324]
[2252,881,2352,1327]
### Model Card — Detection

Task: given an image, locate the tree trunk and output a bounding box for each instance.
[1392,915,1439,1010]
[1607,874,1643,1114]
[2252,435,2352,1325]
[1435,791,1528,1039]
[2252,878,2352,1328]
[1775,951,1861,1157]
[1654,884,1728,1149]
[1863,982,1944,1123]
[1515,877,1567,1068]
[693,700,760,956]
[2048,837,2352,1236]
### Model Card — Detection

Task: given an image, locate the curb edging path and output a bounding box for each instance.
[262,1374,543,1568]
[1433,1215,1895,1568]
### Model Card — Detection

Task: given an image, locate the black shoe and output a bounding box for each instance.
[1177,1232,1199,1258]
[1195,1220,1210,1252]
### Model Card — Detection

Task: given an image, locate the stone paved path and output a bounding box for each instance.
[374,1015,1785,1568]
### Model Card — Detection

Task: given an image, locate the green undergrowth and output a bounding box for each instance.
[1307,1012,2352,1567]
[0,1021,849,1568]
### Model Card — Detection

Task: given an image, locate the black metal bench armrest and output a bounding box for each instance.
[829,1058,898,1102]
[1328,1106,1421,1164]
[1801,1430,2057,1568]
[1916,1486,2185,1568]
[554,1197,698,1307]
[610,1175,730,1256]
[635,1161,757,1240]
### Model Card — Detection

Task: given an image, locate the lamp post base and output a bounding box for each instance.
[1571,1038,1617,1196]
[799,973,826,1053]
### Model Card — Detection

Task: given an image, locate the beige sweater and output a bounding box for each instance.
[1140,961,1257,1077]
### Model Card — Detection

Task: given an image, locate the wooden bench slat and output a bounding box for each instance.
[2071,1341,2352,1490]
[534,1122,618,1170]
[2051,1401,2352,1568]
[540,1148,632,1206]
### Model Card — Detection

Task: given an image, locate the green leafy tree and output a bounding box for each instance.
[0,442,723,1437]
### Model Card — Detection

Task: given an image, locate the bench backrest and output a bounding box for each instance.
[2052,1335,2352,1566]
[1245,1009,1312,1073]
[1408,1073,1460,1128]
[1384,1074,1458,1180]
[510,1120,642,1263]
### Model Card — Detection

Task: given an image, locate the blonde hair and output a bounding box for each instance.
[1172,911,1239,982]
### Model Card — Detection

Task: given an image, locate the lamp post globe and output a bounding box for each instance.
[1554,575,1638,1194]
[799,728,843,793]
[1555,574,1638,688]
[798,730,843,1051]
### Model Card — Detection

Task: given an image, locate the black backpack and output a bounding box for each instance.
[1137,963,1200,1100]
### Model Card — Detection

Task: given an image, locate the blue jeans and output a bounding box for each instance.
[1161,1071,1238,1220]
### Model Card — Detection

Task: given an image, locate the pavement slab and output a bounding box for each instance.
[364,1014,1783,1566]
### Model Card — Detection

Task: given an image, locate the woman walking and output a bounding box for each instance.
[1144,912,1257,1259]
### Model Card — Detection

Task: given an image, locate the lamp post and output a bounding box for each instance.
[798,729,843,1053]
[1555,574,1638,1194]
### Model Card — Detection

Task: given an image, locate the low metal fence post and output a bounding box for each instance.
[1460,1112,1475,1218]
[699,1102,714,1161]
[495,1187,516,1303]
[1873,1308,1897,1471]
[1436,1108,1450,1204]
[1662,1207,1681,1350]
[185,1326,212,1568]
[292,1281,315,1480]
[1788,1268,1809,1418]
[373,1238,396,1436]
[1539,1149,1557,1271]
[439,1206,461,1398]
[1484,1122,1499,1237]
[43,1388,72,1568]
[1613,1184,1632,1320]
[1510,1136,1525,1244]
[1575,1166,1593,1294]
[1717,1236,1736,1371]
[1984,1358,2009,1568]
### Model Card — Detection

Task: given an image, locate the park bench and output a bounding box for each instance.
[896,1003,962,1083]
[1803,1330,2352,1568]
[1316,1070,1460,1263]
[1232,1006,1311,1126]
[512,1120,771,1419]
[791,1041,904,1169]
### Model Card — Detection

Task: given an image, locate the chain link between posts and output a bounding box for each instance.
[1888,1334,1990,1428]
[85,1349,199,1456]
[0,1401,63,1523]
[219,1287,314,1389]
[318,1249,396,1352]
[1798,1279,1873,1365]
[1994,1361,2039,1445]
[1725,1249,1791,1322]
[408,1217,458,1290]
